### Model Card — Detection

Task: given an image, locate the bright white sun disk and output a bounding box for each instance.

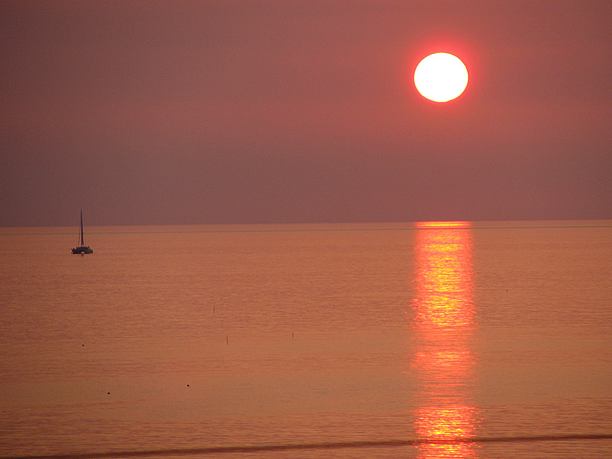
[414,53,469,103]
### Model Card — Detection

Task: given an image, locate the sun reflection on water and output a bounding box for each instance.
[412,221,477,458]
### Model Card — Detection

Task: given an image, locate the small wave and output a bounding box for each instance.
[8,433,612,459]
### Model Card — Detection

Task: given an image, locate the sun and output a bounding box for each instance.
[414,53,469,103]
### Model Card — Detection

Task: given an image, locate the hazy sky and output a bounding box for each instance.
[2,1,611,226]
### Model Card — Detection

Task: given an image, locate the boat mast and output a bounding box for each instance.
[80,209,84,246]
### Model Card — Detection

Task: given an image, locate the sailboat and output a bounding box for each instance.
[71,209,94,254]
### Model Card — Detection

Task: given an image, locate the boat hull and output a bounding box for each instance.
[72,246,93,254]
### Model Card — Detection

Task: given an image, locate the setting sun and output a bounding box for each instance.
[414,52,469,103]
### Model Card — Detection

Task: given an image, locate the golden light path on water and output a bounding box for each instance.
[412,221,477,458]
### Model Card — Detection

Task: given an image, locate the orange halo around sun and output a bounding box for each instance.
[414,52,469,103]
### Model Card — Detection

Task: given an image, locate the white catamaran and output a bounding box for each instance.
[71,209,94,255]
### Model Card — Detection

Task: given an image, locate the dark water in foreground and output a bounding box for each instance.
[1,221,611,458]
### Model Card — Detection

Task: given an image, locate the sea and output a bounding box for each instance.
[1,221,611,458]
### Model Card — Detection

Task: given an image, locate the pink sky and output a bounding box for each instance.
[2,1,611,225]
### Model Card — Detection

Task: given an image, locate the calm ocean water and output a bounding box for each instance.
[1,221,611,458]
